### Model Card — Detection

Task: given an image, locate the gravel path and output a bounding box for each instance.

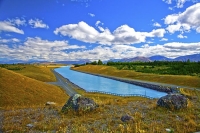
[48,70,77,96]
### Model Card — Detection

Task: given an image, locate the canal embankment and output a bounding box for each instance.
[71,68,180,94]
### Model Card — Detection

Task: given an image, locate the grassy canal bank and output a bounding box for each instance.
[72,65,200,89]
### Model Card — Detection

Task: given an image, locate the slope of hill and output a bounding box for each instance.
[0,68,68,109]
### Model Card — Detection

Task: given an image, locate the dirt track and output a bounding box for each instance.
[48,70,77,96]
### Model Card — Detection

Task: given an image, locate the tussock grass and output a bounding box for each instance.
[0,68,68,109]
[1,64,58,82]
[72,65,200,88]
[2,92,200,132]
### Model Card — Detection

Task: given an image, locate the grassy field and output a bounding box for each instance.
[72,65,200,89]
[1,64,200,132]
[0,67,68,109]
[0,64,66,82]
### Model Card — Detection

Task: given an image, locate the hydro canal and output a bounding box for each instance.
[55,66,167,98]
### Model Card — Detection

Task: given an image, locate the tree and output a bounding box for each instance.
[98,60,103,65]
[91,61,97,65]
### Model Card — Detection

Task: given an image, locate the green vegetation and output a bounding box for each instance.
[107,61,200,76]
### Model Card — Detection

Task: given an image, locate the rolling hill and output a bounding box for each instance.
[0,68,68,109]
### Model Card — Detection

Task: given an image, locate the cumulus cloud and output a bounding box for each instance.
[0,38,20,43]
[165,3,200,34]
[1,37,200,61]
[163,42,200,51]
[54,21,166,45]
[0,21,24,34]
[0,37,85,61]
[197,27,200,33]
[29,19,49,29]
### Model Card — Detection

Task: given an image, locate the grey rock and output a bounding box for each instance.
[61,94,98,112]
[26,124,34,128]
[157,93,188,110]
[121,115,134,122]
[46,102,56,106]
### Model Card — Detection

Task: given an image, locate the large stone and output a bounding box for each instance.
[61,94,98,112]
[157,93,188,110]
[121,115,134,122]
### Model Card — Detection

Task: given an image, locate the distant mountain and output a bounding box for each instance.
[108,54,200,63]
[130,56,152,62]
[54,59,91,65]
[118,56,151,62]
[149,55,172,61]
[174,54,200,62]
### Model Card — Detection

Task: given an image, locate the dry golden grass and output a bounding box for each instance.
[2,91,200,133]
[12,65,57,82]
[0,68,68,109]
[73,65,200,88]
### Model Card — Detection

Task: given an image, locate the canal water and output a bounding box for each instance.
[55,66,167,98]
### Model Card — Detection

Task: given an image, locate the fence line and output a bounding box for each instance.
[86,90,155,99]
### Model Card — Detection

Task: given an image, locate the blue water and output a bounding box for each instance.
[55,66,167,98]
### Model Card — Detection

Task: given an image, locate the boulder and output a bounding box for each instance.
[121,115,134,122]
[46,101,56,106]
[61,94,98,112]
[157,93,188,110]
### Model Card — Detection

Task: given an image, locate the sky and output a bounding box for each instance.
[0,0,200,62]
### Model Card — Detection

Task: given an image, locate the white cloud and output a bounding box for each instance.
[153,22,161,27]
[163,0,172,4]
[8,18,26,26]
[166,23,181,33]
[176,0,187,8]
[0,37,85,61]
[165,3,200,34]
[88,13,95,17]
[163,0,197,8]
[0,21,24,34]
[1,37,200,61]
[178,3,200,27]
[54,21,166,45]
[0,38,20,43]
[95,21,105,32]
[168,7,174,10]
[29,19,49,29]
[148,29,166,37]
[164,14,179,25]
[197,27,200,33]
[177,34,187,38]
[163,42,200,51]
[160,38,168,41]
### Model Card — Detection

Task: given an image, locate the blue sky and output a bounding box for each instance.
[0,0,200,62]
